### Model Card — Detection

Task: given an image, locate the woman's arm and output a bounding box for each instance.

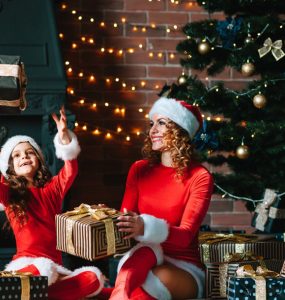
[118,168,213,246]
[163,170,213,248]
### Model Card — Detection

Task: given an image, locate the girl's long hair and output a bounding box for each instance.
[5,144,52,225]
[142,121,195,178]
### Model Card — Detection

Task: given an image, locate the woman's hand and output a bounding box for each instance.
[52,106,71,145]
[117,208,144,239]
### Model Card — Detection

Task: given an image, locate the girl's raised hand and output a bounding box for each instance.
[52,106,71,145]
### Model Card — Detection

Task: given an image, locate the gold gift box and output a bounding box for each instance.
[56,204,132,261]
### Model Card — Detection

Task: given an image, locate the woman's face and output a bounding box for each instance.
[149,113,170,151]
[11,142,39,181]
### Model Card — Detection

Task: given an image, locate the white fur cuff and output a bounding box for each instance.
[135,214,169,244]
[54,130,81,161]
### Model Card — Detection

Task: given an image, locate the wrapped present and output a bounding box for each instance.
[199,232,285,263]
[0,271,48,300]
[227,265,285,300]
[252,189,285,233]
[205,255,283,298]
[0,55,27,110]
[56,204,132,261]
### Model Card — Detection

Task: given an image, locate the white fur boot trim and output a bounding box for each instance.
[5,256,59,286]
[61,266,104,297]
[54,130,81,161]
[117,242,164,273]
[142,271,171,300]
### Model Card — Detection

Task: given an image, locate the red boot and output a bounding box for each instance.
[48,266,104,300]
[96,287,114,300]
[16,264,40,275]
[109,243,163,300]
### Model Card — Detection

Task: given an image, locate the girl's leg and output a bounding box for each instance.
[48,266,104,300]
[5,257,59,285]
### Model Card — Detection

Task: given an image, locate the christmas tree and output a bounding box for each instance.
[161,0,285,210]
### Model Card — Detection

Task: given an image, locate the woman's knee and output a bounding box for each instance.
[152,264,198,299]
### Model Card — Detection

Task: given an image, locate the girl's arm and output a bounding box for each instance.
[52,106,71,145]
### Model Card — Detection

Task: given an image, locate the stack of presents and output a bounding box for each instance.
[201,188,285,299]
[1,189,285,299]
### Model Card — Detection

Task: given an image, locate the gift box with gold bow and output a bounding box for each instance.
[205,256,283,299]
[0,271,48,300]
[227,265,285,300]
[56,204,132,261]
[198,232,285,264]
[0,55,27,111]
[252,189,285,233]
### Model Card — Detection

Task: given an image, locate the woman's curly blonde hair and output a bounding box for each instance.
[142,121,195,178]
[5,145,52,225]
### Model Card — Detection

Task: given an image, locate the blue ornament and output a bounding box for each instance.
[193,120,219,151]
[217,17,243,49]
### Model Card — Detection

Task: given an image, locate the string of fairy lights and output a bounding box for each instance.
[58,1,198,142]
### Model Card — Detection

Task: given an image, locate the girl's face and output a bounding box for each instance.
[11,142,39,181]
[149,113,170,151]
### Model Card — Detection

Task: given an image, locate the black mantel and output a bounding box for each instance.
[0,0,75,267]
[0,0,75,174]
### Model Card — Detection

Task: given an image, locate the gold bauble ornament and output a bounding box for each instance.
[178,75,187,85]
[253,94,267,109]
[198,41,210,55]
[241,62,255,76]
[236,145,250,159]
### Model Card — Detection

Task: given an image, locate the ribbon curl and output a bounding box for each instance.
[258,38,285,61]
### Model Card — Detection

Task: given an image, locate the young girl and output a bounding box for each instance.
[110,97,214,300]
[0,107,104,300]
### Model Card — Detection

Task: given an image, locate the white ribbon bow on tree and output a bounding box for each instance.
[258,38,285,61]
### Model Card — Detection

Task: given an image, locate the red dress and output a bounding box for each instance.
[121,159,213,268]
[0,160,78,265]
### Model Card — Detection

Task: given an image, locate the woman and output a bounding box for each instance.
[110,97,214,300]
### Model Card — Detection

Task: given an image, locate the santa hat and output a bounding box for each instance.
[0,135,44,178]
[149,97,203,139]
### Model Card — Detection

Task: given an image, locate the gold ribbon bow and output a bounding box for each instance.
[254,189,277,231]
[258,38,285,61]
[199,233,258,263]
[64,203,119,256]
[219,252,264,297]
[199,232,257,244]
[234,264,280,300]
[0,271,32,300]
[224,251,263,263]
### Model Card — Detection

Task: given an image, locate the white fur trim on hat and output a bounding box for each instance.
[0,135,44,178]
[142,271,171,300]
[117,243,164,274]
[149,97,200,139]
[135,214,169,244]
[0,203,5,211]
[54,130,81,161]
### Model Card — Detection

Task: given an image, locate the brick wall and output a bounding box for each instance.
[55,0,254,232]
